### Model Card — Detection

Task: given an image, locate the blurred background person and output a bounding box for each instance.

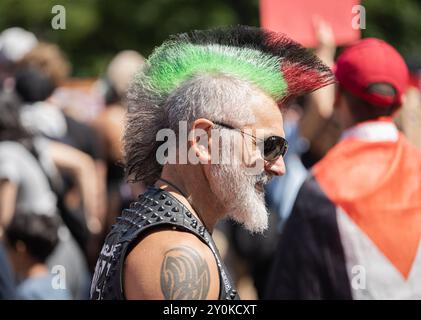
[13,43,107,269]
[266,37,421,299]
[17,43,106,234]
[4,213,70,300]
[94,50,145,232]
[0,27,38,92]
[0,91,92,299]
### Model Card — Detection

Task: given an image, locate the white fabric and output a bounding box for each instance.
[0,141,57,216]
[336,207,421,300]
[20,102,67,139]
[340,121,399,142]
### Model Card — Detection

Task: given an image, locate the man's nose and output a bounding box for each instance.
[264,156,286,176]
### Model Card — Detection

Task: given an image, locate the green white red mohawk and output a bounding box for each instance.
[134,25,335,105]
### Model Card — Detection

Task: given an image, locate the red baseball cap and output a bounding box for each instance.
[334,38,409,108]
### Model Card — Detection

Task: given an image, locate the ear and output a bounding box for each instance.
[189,118,214,164]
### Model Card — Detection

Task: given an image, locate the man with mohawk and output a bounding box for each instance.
[90,26,334,300]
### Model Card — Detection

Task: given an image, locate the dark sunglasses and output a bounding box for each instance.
[212,121,288,161]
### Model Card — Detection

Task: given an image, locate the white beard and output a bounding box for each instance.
[209,160,271,234]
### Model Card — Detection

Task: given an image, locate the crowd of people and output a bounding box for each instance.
[0,20,420,300]
[0,27,145,299]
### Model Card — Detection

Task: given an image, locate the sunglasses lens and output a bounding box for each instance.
[264,136,288,161]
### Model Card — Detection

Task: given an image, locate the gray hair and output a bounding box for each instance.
[124,72,261,185]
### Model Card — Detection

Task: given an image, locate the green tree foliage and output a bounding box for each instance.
[362,0,421,69]
[1,0,420,76]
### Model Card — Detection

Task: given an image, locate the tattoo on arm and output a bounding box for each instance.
[160,246,210,300]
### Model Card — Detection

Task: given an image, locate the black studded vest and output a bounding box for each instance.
[90,187,240,300]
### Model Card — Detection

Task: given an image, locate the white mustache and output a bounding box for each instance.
[252,172,273,187]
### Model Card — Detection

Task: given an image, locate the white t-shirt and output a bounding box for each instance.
[0,140,57,216]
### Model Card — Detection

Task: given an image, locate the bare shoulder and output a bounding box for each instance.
[124,227,220,300]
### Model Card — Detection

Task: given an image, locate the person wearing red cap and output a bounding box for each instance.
[266,38,421,299]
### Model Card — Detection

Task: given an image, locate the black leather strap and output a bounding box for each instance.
[115,187,239,300]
